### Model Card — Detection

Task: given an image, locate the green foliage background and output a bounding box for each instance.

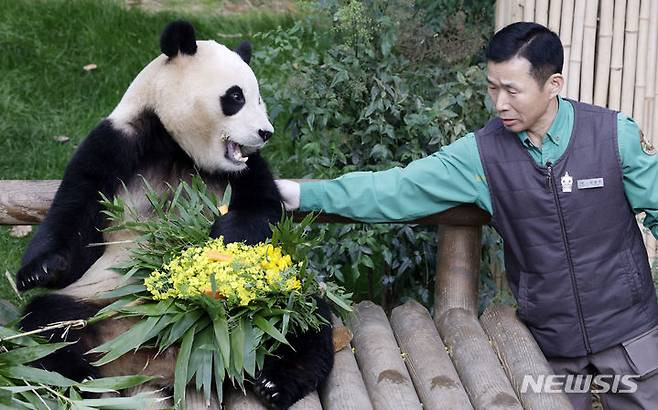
[4,0,652,313]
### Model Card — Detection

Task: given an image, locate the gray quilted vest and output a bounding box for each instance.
[475,99,658,358]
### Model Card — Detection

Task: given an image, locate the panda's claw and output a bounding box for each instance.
[16,253,69,291]
[253,375,290,409]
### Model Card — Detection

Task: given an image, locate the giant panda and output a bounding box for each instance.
[16,20,334,409]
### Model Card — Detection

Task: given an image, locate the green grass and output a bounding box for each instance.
[0,0,299,306]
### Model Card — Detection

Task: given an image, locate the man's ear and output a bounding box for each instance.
[546,73,564,98]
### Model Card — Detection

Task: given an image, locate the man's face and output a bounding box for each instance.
[486,57,556,134]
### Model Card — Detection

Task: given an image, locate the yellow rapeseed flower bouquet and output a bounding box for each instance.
[94,177,352,407]
[144,239,301,305]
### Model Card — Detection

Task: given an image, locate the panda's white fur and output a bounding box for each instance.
[18,21,333,410]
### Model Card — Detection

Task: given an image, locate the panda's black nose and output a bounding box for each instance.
[258,129,273,141]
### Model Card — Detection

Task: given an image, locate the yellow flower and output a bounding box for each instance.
[143,237,302,306]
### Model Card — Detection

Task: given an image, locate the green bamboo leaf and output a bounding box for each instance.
[161,310,202,350]
[0,365,76,387]
[213,351,224,405]
[230,317,245,376]
[16,388,49,410]
[93,297,135,320]
[97,284,147,299]
[121,299,176,316]
[174,325,195,409]
[242,321,256,378]
[211,315,230,367]
[0,300,19,326]
[187,326,213,384]
[325,289,353,312]
[0,342,72,365]
[253,316,289,345]
[89,316,161,365]
[73,392,162,409]
[78,375,153,392]
[69,387,83,400]
[256,348,265,371]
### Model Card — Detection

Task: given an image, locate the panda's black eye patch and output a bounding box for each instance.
[220,86,245,116]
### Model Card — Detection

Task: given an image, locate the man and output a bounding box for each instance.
[275,22,658,409]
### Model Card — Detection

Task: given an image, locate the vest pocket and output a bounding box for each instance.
[516,271,530,321]
[622,326,658,380]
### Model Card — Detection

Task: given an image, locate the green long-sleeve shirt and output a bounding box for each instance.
[300,97,658,240]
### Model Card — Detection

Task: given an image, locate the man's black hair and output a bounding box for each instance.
[485,22,563,85]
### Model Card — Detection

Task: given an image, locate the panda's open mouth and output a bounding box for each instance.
[225,140,248,164]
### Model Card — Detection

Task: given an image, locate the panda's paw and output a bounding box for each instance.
[252,374,293,410]
[16,253,69,291]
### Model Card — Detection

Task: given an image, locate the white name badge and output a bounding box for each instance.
[577,178,604,189]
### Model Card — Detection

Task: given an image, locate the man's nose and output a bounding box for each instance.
[495,93,509,112]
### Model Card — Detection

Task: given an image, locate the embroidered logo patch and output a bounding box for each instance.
[561,172,573,192]
[640,131,656,155]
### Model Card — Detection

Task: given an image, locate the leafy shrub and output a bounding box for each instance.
[255,0,491,309]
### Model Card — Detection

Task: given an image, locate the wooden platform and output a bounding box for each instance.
[184,300,571,410]
[1,180,572,409]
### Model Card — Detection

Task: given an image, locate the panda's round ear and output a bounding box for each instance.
[160,20,197,58]
[235,41,252,65]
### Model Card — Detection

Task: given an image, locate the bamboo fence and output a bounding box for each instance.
[495,0,658,263]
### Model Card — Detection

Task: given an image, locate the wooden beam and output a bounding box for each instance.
[319,316,373,410]
[434,225,482,319]
[351,301,422,410]
[480,304,573,410]
[390,300,472,410]
[0,180,491,226]
[435,308,523,409]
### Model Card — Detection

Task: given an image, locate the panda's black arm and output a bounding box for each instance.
[210,152,283,245]
[17,121,138,291]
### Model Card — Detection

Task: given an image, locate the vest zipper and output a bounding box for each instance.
[546,162,592,353]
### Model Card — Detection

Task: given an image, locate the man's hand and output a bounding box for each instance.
[275,180,300,211]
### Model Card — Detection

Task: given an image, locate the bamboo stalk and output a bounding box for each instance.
[566,0,586,99]
[496,0,508,32]
[511,0,524,23]
[548,0,562,33]
[594,0,615,106]
[559,0,575,94]
[643,0,658,137]
[535,0,549,26]
[645,1,658,145]
[523,0,535,21]
[609,0,628,110]
[633,0,651,125]
[621,0,641,116]
[579,0,599,103]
